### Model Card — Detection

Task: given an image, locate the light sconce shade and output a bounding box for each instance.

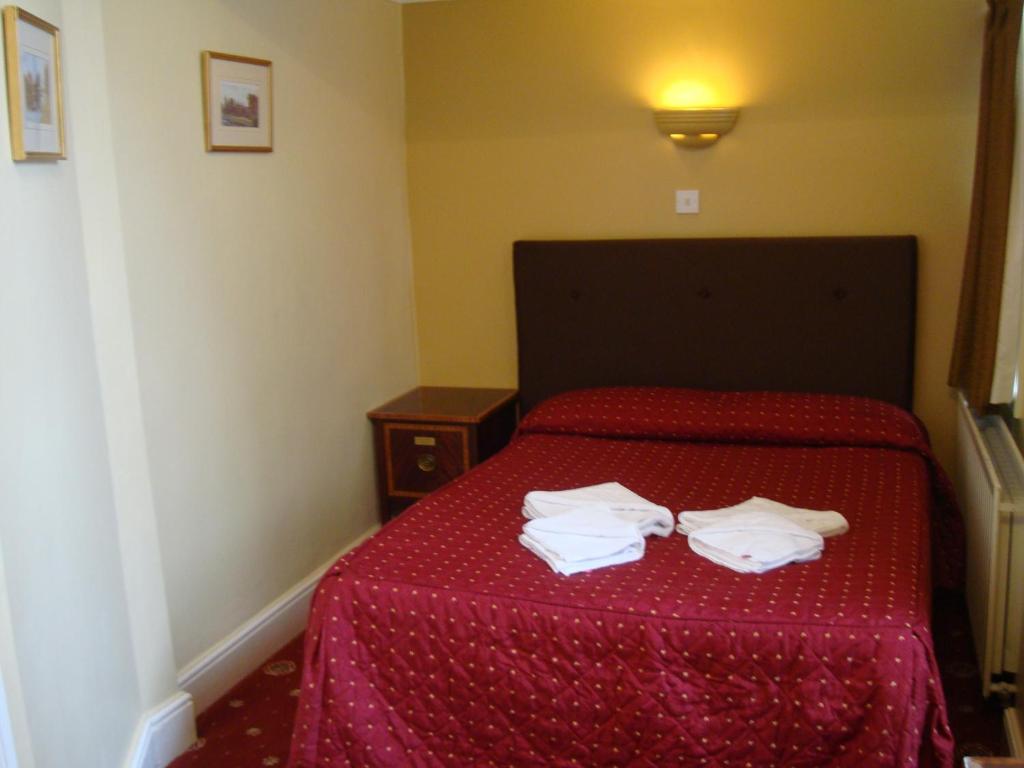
[654,107,739,148]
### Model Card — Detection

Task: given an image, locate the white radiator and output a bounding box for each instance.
[956,392,1024,697]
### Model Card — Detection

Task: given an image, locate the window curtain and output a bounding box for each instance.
[949,0,1023,410]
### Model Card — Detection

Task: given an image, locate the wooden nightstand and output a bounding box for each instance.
[367,386,518,522]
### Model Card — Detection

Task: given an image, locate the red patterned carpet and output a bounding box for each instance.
[167,634,304,768]
[168,592,1006,767]
[932,589,1010,764]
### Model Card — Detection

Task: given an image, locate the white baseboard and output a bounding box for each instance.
[124,691,194,768]
[177,525,380,712]
[1007,706,1024,758]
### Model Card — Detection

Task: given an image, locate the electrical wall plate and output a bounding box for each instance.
[676,190,700,214]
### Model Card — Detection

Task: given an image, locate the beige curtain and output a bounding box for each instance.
[949,0,1023,410]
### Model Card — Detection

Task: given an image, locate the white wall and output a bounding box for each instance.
[0,0,144,763]
[99,0,418,668]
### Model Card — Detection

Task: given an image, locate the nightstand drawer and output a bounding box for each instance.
[369,386,518,522]
[384,423,469,497]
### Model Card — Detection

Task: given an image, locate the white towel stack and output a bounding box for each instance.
[686,511,825,574]
[519,506,644,575]
[676,496,849,538]
[523,482,674,537]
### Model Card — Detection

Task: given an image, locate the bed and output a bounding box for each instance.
[289,237,959,767]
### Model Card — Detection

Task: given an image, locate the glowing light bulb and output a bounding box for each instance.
[660,81,719,109]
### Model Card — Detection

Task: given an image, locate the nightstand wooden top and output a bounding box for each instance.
[368,386,518,424]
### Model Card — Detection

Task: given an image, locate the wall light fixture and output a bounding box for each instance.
[653,107,739,148]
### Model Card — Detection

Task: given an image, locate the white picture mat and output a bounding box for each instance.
[207,57,270,149]
[16,16,60,155]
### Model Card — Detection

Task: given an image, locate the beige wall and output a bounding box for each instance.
[63,0,182,720]
[0,0,144,762]
[100,0,418,668]
[404,0,985,468]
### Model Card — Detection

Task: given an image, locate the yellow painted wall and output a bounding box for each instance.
[404,0,985,467]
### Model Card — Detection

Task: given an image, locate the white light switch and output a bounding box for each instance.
[675,189,700,214]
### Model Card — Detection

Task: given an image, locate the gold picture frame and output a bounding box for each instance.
[2,5,66,160]
[202,50,272,152]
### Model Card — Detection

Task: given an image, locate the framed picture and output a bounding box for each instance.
[202,51,272,152]
[2,5,65,160]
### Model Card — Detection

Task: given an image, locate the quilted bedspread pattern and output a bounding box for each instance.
[289,388,957,767]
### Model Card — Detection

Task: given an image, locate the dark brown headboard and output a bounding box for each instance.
[513,236,917,414]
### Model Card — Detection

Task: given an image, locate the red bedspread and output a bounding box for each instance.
[290,388,958,767]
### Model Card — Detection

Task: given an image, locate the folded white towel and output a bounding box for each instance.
[677,496,848,538]
[687,510,825,574]
[520,506,644,575]
[523,482,674,537]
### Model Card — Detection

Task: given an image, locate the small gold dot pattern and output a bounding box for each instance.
[289,387,960,767]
